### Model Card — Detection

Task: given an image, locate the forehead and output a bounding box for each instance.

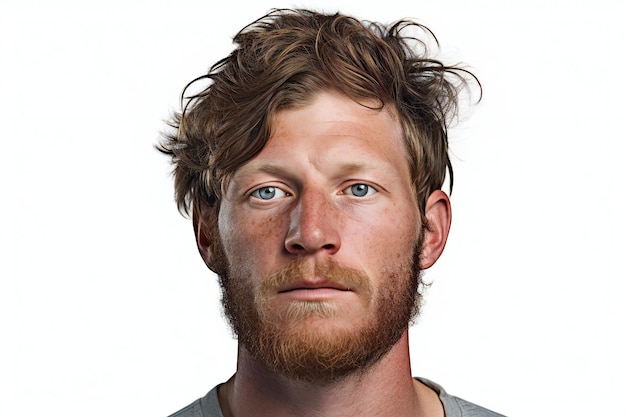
[274,91,400,134]
[227,92,410,188]
[252,92,408,168]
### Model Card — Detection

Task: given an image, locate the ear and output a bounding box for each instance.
[193,201,219,272]
[420,190,452,269]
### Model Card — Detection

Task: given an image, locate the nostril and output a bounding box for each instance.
[290,243,305,252]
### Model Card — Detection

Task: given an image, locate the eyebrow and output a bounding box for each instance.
[233,163,293,180]
[331,161,383,176]
[235,160,385,180]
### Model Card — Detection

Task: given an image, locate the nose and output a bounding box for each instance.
[284,189,341,255]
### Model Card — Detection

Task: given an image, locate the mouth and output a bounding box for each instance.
[276,279,355,302]
[277,279,352,293]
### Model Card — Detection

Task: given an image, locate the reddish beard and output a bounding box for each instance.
[255,260,374,324]
[214,240,423,384]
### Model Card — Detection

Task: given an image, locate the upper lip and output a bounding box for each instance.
[278,279,351,293]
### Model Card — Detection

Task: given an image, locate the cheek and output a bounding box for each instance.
[219,209,287,269]
[353,205,418,263]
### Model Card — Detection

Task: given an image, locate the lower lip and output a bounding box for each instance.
[279,288,352,301]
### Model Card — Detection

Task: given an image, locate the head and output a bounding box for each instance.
[159,9,479,383]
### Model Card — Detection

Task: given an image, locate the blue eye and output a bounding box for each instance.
[251,186,287,200]
[345,184,376,197]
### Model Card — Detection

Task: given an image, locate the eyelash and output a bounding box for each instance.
[250,183,377,201]
[250,186,289,200]
[343,183,377,197]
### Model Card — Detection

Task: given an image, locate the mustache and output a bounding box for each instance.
[259,259,373,299]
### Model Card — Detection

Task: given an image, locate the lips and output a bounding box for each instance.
[277,279,352,293]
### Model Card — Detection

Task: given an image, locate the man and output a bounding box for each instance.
[160,8,504,417]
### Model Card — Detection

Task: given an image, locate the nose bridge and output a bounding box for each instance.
[285,187,340,254]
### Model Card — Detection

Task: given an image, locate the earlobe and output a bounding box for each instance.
[420,190,452,269]
[193,202,219,271]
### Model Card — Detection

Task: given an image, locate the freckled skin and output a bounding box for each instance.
[217,91,421,331]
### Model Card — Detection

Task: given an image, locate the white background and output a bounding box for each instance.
[1,1,624,416]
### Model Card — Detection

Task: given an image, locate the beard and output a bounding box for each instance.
[212,237,424,385]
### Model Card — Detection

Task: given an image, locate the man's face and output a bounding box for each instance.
[212,91,424,383]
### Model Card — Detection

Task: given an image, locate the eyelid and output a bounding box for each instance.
[341,182,378,197]
[249,184,291,201]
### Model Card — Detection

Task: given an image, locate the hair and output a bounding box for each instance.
[158,8,480,218]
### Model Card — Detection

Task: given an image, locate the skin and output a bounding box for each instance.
[195,91,451,417]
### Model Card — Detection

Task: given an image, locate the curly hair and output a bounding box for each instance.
[159,8,480,217]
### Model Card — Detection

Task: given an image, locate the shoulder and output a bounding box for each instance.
[167,400,203,417]
[415,377,506,417]
[166,385,223,417]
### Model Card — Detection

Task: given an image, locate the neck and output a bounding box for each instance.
[218,331,443,417]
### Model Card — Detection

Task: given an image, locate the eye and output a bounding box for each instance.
[344,183,377,198]
[250,186,288,200]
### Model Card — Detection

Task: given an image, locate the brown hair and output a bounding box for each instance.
[159,8,480,216]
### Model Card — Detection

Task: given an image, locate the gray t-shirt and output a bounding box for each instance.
[168,377,505,417]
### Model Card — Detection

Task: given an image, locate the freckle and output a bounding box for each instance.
[252,215,278,233]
